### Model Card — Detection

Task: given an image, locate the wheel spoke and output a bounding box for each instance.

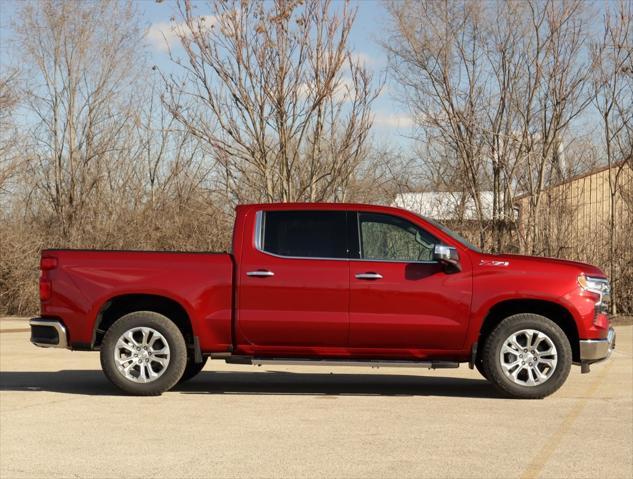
[124,331,139,347]
[116,340,134,353]
[533,331,546,348]
[151,356,169,367]
[502,344,521,357]
[151,346,169,356]
[502,357,521,372]
[509,337,523,352]
[511,364,524,380]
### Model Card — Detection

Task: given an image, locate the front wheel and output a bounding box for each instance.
[100,311,187,396]
[482,313,572,399]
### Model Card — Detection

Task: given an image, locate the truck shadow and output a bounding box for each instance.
[0,370,504,399]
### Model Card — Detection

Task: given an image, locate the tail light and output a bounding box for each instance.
[39,276,52,301]
[40,257,58,270]
[39,255,57,301]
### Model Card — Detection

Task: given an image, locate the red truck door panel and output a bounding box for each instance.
[236,210,350,349]
[349,212,472,351]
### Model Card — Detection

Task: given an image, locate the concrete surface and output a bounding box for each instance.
[0,318,631,479]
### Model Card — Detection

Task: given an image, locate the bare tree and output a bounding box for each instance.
[163,0,380,205]
[384,0,592,252]
[591,0,633,313]
[384,0,491,246]
[0,70,21,194]
[14,0,146,240]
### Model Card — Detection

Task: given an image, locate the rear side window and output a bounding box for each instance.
[262,211,347,259]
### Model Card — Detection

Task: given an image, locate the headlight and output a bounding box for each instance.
[578,273,610,312]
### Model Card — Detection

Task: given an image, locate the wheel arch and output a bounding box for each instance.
[478,299,580,362]
[92,294,194,349]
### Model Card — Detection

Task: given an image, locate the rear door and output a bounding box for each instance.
[349,212,472,352]
[236,210,350,351]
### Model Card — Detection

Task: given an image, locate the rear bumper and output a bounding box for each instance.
[30,318,68,349]
[579,327,615,363]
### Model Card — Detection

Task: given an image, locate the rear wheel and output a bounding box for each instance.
[100,311,187,396]
[179,356,208,384]
[482,313,572,399]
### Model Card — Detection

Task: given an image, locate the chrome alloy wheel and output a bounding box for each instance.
[499,329,558,387]
[113,327,170,383]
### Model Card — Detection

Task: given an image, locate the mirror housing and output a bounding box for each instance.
[433,245,461,272]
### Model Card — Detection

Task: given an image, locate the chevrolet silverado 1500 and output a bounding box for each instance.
[30,203,615,398]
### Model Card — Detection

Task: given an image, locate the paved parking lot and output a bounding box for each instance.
[1,317,631,479]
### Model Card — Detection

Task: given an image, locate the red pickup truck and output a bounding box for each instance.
[30,202,615,398]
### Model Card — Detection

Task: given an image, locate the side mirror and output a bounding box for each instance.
[433,245,461,272]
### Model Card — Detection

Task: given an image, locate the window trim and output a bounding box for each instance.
[253,210,440,264]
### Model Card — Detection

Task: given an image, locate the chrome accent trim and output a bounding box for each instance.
[253,209,439,264]
[254,210,264,250]
[29,319,68,349]
[579,327,616,362]
[355,272,383,280]
[246,270,275,277]
[249,358,460,369]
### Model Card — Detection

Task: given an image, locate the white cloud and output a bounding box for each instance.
[146,16,217,53]
[146,21,179,53]
[373,112,414,128]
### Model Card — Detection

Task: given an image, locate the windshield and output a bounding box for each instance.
[417,214,482,253]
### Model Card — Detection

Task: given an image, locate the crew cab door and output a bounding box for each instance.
[236,210,350,350]
[349,212,471,352]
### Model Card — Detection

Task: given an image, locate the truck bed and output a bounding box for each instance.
[40,249,234,351]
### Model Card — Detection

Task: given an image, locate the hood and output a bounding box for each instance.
[477,253,606,278]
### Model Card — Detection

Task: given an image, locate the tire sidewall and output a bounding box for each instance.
[484,314,572,399]
[100,311,187,396]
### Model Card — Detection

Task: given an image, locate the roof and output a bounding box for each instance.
[392,192,494,221]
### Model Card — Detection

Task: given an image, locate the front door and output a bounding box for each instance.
[236,210,350,352]
[349,212,472,353]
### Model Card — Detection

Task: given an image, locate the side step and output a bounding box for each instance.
[221,356,459,369]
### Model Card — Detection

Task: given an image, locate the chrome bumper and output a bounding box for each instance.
[30,318,68,349]
[579,327,615,362]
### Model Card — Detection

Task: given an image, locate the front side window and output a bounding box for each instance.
[359,213,436,262]
[262,211,347,259]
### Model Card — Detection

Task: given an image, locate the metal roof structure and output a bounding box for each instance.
[393,191,494,221]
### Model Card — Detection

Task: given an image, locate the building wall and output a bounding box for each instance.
[515,162,632,259]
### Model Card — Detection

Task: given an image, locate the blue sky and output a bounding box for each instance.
[0,0,414,147]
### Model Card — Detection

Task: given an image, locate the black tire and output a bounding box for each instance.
[482,313,572,399]
[100,311,187,396]
[475,358,488,380]
[179,356,208,384]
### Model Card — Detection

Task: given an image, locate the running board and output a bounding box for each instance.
[223,356,459,369]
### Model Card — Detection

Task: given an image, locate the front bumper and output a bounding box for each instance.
[30,318,68,349]
[579,326,615,363]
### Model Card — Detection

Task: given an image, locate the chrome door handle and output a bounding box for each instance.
[247,270,275,277]
[355,272,383,280]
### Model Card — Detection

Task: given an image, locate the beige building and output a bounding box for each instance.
[514,162,632,259]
